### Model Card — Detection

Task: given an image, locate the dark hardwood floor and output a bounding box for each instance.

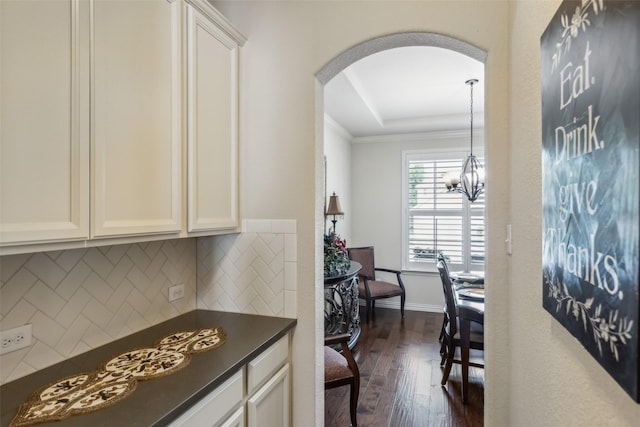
[325,308,484,427]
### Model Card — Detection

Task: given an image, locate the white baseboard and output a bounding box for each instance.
[359,300,442,313]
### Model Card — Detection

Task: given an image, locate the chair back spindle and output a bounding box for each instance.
[438,260,458,338]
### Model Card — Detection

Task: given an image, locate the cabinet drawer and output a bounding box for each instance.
[247,335,289,395]
[221,406,245,427]
[169,370,243,427]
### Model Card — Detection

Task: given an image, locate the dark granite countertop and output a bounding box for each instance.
[0,310,296,427]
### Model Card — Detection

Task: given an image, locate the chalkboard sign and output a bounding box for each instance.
[541,0,640,401]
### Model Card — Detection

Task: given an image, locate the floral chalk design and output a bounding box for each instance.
[545,272,634,362]
[552,0,605,71]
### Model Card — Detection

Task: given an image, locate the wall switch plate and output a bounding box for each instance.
[505,224,513,255]
[1,324,32,355]
[169,284,185,302]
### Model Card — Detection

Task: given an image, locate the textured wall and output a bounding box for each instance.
[508,0,640,425]
[212,1,511,424]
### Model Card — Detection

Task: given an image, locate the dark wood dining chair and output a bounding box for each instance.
[347,246,406,323]
[437,260,484,402]
[324,333,360,426]
[437,254,450,362]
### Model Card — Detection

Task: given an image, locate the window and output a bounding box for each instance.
[402,151,485,272]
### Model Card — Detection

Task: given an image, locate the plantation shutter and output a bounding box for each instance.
[405,152,485,271]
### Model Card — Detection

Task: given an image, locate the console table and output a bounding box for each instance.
[324,261,361,349]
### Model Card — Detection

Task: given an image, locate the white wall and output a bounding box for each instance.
[507,1,640,425]
[205,1,640,425]
[212,1,510,425]
[323,116,352,241]
[350,131,482,312]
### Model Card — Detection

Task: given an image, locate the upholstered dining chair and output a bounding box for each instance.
[437,260,484,402]
[347,246,406,323]
[324,333,360,426]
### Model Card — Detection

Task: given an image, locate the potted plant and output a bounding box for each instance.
[324,233,351,277]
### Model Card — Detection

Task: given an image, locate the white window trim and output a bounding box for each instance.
[401,149,485,273]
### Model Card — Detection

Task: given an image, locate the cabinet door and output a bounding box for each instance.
[220,407,245,427]
[247,364,290,427]
[91,0,181,238]
[186,4,239,232]
[1,0,89,246]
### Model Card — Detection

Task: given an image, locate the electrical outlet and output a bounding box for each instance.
[1,324,32,355]
[169,284,185,302]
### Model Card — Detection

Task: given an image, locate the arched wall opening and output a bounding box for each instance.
[314,30,488,419]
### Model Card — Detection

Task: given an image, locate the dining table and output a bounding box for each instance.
[453,274,485,403]
[449,270,485,285]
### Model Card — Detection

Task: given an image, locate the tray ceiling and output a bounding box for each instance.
[324,46,485,138]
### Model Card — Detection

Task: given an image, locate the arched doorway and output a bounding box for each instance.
[314,31,487,421]
[317,32,486,85]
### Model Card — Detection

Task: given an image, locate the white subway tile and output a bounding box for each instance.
[284,262,297,291]
[284,234,297,262]
[271,219,296,234]
[244,219,272,233]
[284,290,297,319]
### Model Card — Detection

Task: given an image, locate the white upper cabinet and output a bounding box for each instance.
[1,0,90,246]
[91,0,182,238]
[185,1,245,233]
[0,0,245,254]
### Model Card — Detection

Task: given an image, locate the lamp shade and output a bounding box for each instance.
[326,193,343,216]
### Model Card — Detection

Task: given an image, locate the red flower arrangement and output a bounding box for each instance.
[324,233,351,277]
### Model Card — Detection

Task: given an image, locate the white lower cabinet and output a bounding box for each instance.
[169,371,243,427]
[246,335,291,427]
[221,407,245,427]
[247,364,290,427]
[170,335,290,427]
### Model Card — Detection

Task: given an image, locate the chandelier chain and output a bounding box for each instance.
[470,82,473,154]
[468,79,476,156]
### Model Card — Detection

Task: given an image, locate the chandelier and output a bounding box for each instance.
[443,79,485,203]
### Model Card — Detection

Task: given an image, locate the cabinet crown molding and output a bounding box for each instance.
[185,0,247,46]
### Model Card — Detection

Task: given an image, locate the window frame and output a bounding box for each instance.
[402,149,486,273]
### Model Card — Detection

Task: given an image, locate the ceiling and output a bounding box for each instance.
[324,46,485,138]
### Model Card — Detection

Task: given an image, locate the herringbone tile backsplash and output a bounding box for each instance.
[0,220,297,385]
[197,219,297,318]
